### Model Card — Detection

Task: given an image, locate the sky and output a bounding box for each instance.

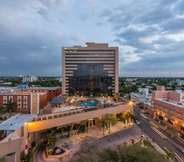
[0,0,184,77]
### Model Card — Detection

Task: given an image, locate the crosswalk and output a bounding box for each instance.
[149,121,159,128]
[151,126,167,139]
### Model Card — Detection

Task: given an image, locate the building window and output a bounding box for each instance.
[24,96,27,101]
[178,110,182,114]
[24,106,27,110]
[17,96,21,101]
[17,96,21,110]
[9,96,13,101]
[170,107,175,112]
[171,116,174,121]
[178,120,182,126]
[3,96,7,104]
[178,115,182,120]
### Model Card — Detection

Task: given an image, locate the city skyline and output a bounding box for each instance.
[0,0,184,77]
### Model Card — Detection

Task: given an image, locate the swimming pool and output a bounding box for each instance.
[80,100,98,106]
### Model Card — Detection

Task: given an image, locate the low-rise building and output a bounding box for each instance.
[0,89,47,114]
[150,86,184,132]
[16,87,62,102]
[131,88,151,105]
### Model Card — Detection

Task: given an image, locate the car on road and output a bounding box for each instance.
[136,120,140,124]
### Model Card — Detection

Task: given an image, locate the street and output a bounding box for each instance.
[134,109,184,161]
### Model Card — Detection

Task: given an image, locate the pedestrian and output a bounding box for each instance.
[152,138,154,142]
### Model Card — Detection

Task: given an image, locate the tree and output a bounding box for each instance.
[125,111,131,125]
[3,100,17,117]
[73,143,167,162]
[117,115,126,124]
[113,93,119,102]
[163,148,174,161]
[0,157,4,162]
[131,139,135,144]
[180,126,184,132]
[99,117,108,135]
[118,144,167,162]
[0,103,6,120]
[98,148,119,162]
[43,130,56,148]
[105,114,116,133]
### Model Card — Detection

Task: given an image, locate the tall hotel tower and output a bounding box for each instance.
[62,42,118,96]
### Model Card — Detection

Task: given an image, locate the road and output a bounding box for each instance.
[134,109,184,161]
[34,143,61,162]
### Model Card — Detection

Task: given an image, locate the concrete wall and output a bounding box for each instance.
[0,121,30,161]
[156,86,165,91]
[168,92,180,102]
[152,91,168,99]
[0,138,21,162]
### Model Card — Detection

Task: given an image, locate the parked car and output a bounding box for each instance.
[136,120,140,125]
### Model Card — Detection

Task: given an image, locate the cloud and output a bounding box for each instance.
[98,0,184,76]
[0,0,184,77]
[37,7,51,21]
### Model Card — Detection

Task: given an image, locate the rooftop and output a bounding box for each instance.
[50,97,67,104]
[0,113,36,130]
[154,98,184,108]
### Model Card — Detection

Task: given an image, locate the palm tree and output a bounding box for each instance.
[105,114,116,133]
[0,103,6,120]
[3,100,17,117]
[125,111,136,125]
[99,117,108,135]
[117,115,126,124]
[125,111,131,125]
[43,131,56,148]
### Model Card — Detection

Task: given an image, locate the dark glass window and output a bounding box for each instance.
[68,63,113,96]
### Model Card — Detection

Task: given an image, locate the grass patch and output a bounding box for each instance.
[143,140,154,148]
[132,140,153,148]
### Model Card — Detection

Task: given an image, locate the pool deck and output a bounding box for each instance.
[53,96,116,113]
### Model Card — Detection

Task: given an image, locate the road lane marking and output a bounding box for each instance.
[149,121,159,128]
[175,153,184,162]
[151,126,167,139]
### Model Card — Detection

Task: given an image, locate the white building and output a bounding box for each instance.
[131,88,151,104]
[170,79,184,86]
[23,75,38,83]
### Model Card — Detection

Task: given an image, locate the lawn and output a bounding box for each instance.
[133,140,154,148]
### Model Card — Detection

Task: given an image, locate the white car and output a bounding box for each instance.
[136,120,140,124]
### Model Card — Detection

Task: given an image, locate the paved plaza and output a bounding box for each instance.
[43,124,141,162]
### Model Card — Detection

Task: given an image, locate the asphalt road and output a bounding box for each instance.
[134,109,184,161]
[34,143,60,162]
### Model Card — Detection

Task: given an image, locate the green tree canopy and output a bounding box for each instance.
[73,143,167,162]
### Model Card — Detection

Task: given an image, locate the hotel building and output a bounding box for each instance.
[62,42,118,96]
[150,86,184,132]
[0,90,47,114]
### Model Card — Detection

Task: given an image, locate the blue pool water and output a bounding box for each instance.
[80,100,98,106]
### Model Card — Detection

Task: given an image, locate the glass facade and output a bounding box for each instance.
[62,43,118,95]
[68,64,113,96]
